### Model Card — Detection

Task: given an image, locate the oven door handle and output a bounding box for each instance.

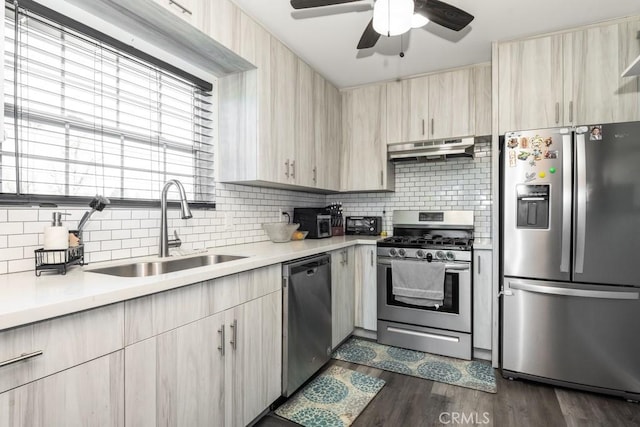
[377,258,470,272]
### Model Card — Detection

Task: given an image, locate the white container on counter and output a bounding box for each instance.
[44,212,70,250]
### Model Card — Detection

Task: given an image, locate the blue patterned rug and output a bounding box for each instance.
[332,337,496,393]
[274,365,385,427]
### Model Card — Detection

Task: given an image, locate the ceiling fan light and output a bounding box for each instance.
[373,0,414,37]
[411,13,429,28]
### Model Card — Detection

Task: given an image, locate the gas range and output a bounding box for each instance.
[377,210,474,262]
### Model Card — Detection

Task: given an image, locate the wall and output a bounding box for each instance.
[336,139,492,239]
[0,140,492,275]
[0,184,325,274]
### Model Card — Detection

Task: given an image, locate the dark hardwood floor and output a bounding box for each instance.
[255,359,640,427]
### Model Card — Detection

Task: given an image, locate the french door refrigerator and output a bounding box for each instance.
[501,121,640,400]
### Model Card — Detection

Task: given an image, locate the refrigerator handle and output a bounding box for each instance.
[509,281,639,300]
[575,132,587,274]
[560,133,572,273]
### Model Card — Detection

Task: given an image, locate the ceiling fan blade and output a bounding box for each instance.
[290,0,361,9]
[415,0,474,31]
[357,19,381,49]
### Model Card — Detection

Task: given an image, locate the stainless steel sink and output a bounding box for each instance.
[87,254,247,277]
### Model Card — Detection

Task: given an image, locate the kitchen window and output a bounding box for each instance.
[2,1,215,207]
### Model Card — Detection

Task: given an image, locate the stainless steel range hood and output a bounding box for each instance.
[388,137,475,163]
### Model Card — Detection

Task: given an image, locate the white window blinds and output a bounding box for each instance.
[3,2,215,205]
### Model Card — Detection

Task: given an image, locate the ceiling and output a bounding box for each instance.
[231,0,640,88]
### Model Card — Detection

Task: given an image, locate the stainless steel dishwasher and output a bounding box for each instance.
[282,253,332,397]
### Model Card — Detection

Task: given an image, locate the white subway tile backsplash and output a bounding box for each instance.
[8,209,39,222]
[0,140,491,274]
[0,223,24,235]
[8,234,39,248]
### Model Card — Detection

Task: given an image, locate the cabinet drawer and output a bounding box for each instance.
[0,303,124,393]
[0,352,124,426]
[125,264,281,345]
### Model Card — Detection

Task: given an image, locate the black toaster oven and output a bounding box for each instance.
[345,216,382,236]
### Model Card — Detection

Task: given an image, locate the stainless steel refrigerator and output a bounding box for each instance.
[501,122,640,400]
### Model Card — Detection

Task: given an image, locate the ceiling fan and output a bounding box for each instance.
[290,0,474,50]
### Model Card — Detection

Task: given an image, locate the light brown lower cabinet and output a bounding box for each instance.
[125,290,282,427]
[0,352,125,427]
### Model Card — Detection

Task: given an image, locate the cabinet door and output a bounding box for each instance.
[152,0,196,25]
[226,291,282,427]
[355,245,377,331]
[199,0,240,52]
[429,68,473,139]
[473,64,492,136]
[331,248,355,348]
[564,19,640,125]
[403,76,430,141]
[295,59,316,187]
[125,312,226,427]
[341,85,389,191]
[271,40,297,184]
[498,35,563,133]
[473,249,493,351]
[0,352,124,426]
[323,82,342,191]
[313,73,328,189]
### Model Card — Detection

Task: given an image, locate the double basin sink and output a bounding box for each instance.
[88,254,247,278]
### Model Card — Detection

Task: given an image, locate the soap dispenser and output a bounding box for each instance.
[44,212,70,250]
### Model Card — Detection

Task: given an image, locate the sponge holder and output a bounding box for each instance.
[34,245,84,276]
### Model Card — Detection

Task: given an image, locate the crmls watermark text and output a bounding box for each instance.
[439,412,491,425]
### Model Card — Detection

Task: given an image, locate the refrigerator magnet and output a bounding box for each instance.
[544,137,553,147]
[517,151,530,161]
[519,136,529,148]
[589,125,602,141]
[507,137,519,149]
[524,172,537,183]
[533,148,543,161]
[509,150,517,167]
[545,150,558,159]
[549,167,557,174]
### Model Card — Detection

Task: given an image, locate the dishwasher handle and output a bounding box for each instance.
[284,254,331,276]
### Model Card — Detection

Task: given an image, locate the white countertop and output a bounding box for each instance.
[0,236,378,331]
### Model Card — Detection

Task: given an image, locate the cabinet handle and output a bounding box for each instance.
[569,101,574,123]
[313,167,317,184]
[345,250,349,265]
[291,160,296,179]
[477,255,481,275]
[218,324,225,356]
[422,119,425,136]
[168,0,192,15]
[229,319,238,350]
[285,159,290,178]
[380,170,383,186]
[0,350,43,368]
[370,249,374,267]
[555,102,560,124]
[431,118,434,136]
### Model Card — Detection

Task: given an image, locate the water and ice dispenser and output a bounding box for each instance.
[516,185,550,229]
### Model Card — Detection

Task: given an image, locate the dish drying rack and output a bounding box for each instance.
[34,244,84,276]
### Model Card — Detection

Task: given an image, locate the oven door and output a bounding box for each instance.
[376,257,471,333]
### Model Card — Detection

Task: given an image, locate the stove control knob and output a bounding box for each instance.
[436,251,445,260]
[398,248,406,258]
[426,252,433,262]
[416,249,425,259]
[446,251,455,261]
[389,248,397,257]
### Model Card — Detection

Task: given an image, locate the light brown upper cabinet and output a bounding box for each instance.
[341,84,394,192]
[563,19,640,125]
[428,68,474,139]
[386,77,429,144]
[387,64,490,144]
[497,34,564,133]
[295,59,316,187]
[498,16,640,133]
